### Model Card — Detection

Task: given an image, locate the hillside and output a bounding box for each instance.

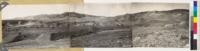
[3,9,189,48]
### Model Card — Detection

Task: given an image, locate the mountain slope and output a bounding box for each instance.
[3,9,189,48]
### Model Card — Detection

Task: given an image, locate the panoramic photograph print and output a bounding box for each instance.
[69,3,189,48]
[2,4,78,48]
[2,3,189,48]
[128,3,189,47]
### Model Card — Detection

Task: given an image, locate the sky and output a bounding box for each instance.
[2,3,189,20]
[80,3,189,16]
[2,4,78,20]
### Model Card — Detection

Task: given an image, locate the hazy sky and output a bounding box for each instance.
[2,4,78,20]
[80,3,189,16]
[2,3,189,20]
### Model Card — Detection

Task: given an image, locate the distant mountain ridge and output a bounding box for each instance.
[8,9,189,20]
[3,9,189,28]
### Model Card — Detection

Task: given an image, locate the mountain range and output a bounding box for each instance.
[3,9,189,47]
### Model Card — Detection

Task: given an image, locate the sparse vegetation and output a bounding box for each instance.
[3,9,189,48]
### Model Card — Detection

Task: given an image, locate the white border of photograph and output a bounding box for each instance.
[84,48,190,51]
[84,0,190,3]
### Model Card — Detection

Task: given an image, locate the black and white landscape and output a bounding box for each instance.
[2,3,189,48]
